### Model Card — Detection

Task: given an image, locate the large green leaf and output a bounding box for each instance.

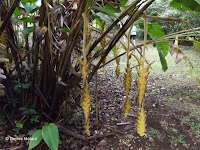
[170,0,200,12]
[22,27,35,35]
[139,22,169,71]
[42,123,59,150]
[19,17,37,23]
[28,129,43,149]
[14,8,23,16]
[94,13,113,24]
[94,6,118,18]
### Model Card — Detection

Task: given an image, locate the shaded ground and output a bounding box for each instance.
[0,45,200,149]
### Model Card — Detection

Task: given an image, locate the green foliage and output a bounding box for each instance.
[94,12,113,24]
[139,22,169,71]
[19,107,38,115]
[13,81,31,94]
[29,123,60,150]
[170,0,200,12]
[22,26,35,36]
[104,4,121,13]
[19,17,37,23]
[12,122,23,135]
[24,3,39,13]
[28,129,43,149]
[14,8,23,16]
[145,0,200,45]
[93,6,118,19]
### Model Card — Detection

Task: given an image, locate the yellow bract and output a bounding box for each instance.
[79,13,92,136]
[81,82,91,135]
[124,97,131,118]
[136,106,146,136]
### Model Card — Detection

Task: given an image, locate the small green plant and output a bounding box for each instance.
[12,122,23,135]
[29,123,60,150]
[19,107,39,124]
[150,128,165,141]
[19,107,37,115]
[13,80,31,94]
[30,115,39,124]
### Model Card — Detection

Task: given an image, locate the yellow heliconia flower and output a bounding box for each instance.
[136,106,146,136]
[124,97,131,117]
[81,82,91,136]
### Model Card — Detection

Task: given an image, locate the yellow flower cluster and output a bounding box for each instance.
[136,105,146,136]
[81,81,91,135]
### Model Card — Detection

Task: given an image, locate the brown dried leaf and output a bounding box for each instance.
[35,26,48,37]
[175,50,185,64]
[170,43,179,56]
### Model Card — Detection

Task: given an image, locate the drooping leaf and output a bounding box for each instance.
[170,0,200,12]
[22,27,35,35]
[28,129,43,150]
[19,17,36,23]
[139,22,169,71]
[94,13,113,24]
[95,18,102,30]
[175,50,185,64]
[94,6,118,18]
[157,45,168,71]
[42,123,59,150]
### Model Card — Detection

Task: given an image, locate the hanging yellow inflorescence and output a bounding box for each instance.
[81,80,91,135]
[123,62,132,117]
[77,13,92,136]
[136,104,146,136]
[135,57,151,107]
[121,36,132,118]
[134,15,153,136]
